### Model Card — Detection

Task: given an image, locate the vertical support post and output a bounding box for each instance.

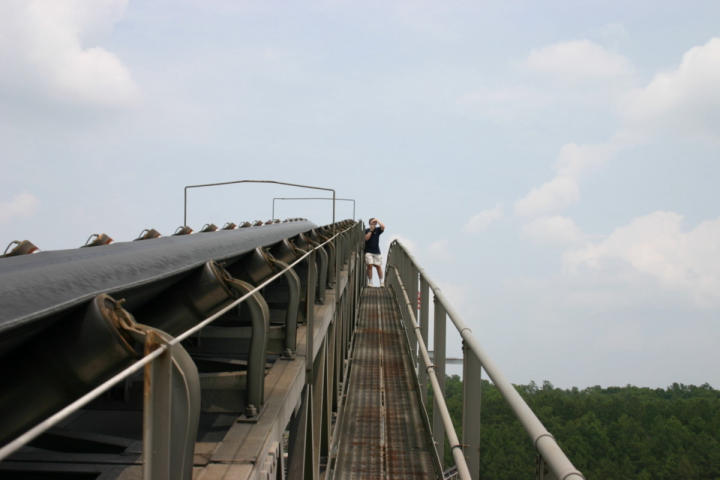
[402,251,417,362]
[143,342,172,480]
[409,262,419,369]
[418,276,429,406]
[306,250,317,376]
[303,249,319,480]
[314,340,328,474]
[332,305,340,411]
[432,296,447,467]
[287,388,310,479]
[305,341,325,480]
[304,386,316,480]
[334,236,340,298]
[333,192,338,301]
[462,345,482,480]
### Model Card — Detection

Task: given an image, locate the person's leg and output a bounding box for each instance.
[364,253,373,285]
[375,264,383,285]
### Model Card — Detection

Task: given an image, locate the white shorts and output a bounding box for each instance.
[365,253,382,266]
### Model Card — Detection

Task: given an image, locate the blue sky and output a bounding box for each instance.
[2,0,719,388]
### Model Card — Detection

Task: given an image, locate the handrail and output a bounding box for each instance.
[387,240,585,480]
[389,264,472,480]
[0,222,358,462]
[271,197,356,221]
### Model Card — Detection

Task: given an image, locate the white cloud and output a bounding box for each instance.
[516,38,720,222]
[623,37,720,141]
[0,0,138,108]
[565,211,720,307]
[522,216,583,246]
[463,204,503,233]
[0,193,40,224]
[555,142,620,178]
[526,39,632,82]
[515,137,629,218]
[514,176,579,217]
[427,239,452,261]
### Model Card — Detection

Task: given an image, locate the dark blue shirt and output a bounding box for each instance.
[364,227,383,254]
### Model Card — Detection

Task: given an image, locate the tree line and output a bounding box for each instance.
[429,376,720,479]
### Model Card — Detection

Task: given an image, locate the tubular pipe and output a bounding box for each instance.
[389,266,471,480]
[226,277,270,415]
[267,257,301,355]
[388,241,585,480]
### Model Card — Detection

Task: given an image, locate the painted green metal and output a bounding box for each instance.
[225,277,270,416]
[0,220,362,480]
[143,336,201,480]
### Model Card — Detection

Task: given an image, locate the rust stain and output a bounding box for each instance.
[334,288,439,479]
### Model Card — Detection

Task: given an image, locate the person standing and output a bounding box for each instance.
[364,218,385,286]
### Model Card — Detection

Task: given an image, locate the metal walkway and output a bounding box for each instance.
[331,287,440,479]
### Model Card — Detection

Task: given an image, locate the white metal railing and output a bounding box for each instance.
[0,223,358,468]
[387,240,585,480]
[388,264,472,480]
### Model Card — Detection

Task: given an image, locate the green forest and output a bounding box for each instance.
[430,377,720,479]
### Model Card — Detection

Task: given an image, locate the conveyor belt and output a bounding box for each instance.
[0,221,316,333]
[333,287,439,479]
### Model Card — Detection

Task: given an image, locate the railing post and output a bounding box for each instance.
[306,250,317,376]
[287,387,310,479]
[144,343,172,480]
[143,335,200,480]
[303,249,320,479]
[462,344,482,480]
[432,295,446,466]
[418,276,430,407]
[334,234,340,299]
[402,252,417,362]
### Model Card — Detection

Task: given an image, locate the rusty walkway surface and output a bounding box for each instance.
[331,287,440,479]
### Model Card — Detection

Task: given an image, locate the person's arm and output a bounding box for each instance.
[378,220,385,232]
[364,229,372,241]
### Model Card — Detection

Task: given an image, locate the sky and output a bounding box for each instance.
[1,0,719,389]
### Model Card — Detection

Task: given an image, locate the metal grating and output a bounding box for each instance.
[334,287,438,479]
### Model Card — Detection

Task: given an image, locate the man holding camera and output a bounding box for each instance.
[364,218,385,286]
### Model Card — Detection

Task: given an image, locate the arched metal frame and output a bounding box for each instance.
[183,179,336,232]
[183,179,340,299]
